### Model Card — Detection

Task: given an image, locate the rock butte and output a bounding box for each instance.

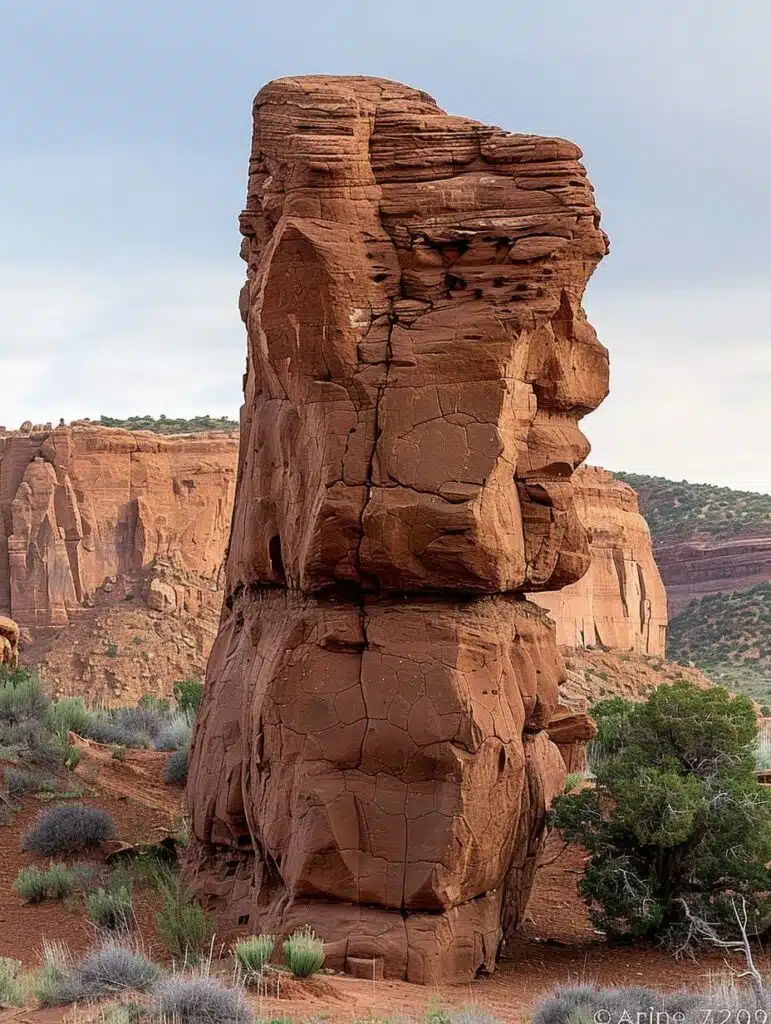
[186,75,610,984]
[0,425,238,631]
[530,466,668,655]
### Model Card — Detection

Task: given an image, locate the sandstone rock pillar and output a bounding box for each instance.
[186,75,610,983]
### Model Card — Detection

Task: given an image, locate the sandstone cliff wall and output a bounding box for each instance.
[0,426,238,630]
[530,466,668,655]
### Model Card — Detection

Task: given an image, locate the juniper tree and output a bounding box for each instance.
[551,682,771,948]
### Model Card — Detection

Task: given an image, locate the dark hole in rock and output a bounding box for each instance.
[269,535,285,580]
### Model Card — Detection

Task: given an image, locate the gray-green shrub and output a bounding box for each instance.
[35,939,159,1006]
[22,803,115,856]
[163,746,189,785]
[153,974,253,1024]
[4,766,56,796]
[531,984,759,1024]
[153,710,193,751]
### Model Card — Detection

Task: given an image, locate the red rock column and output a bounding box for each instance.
[186,75,609,983]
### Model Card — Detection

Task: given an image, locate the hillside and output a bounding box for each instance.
[666,581,771,705]
[614,472,771,544]
[612,471,771,617]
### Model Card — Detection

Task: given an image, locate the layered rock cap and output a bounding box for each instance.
[187,75,610,984]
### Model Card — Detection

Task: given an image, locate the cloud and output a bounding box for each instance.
[0,264,245,428]
[584,288,771,494]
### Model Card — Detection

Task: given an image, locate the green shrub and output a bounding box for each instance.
[86,885,133,931]
[173,679,204,714]
[13,866,49,903]
[156,890,216,964]
[282,925,325,978]
[137,694,170,713]
[106,643,118,658]
[47,697,91,740]
[233,934,276,977]
[0,957,25,1007]
[163,746,189,785]
[0,672,50,726]
[14,863,76,903]
[33,940,75,1006]
[152,973,253,1023]
[45,863,76,899]
[23,803,115,857]
[551,681,771,949]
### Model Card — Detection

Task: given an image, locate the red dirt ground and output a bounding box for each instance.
[2,755,770,1023]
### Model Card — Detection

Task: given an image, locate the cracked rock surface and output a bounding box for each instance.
[186,75,610,983]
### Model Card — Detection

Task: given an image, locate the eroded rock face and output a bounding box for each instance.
[530,467,668,654]
[0,426,237,630]
[187,75,610,983]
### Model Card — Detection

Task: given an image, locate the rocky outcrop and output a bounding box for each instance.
[530,467,668,654]
[29,555,224,705]
[0,615,19,670]
[0,426,238,631]
[187,75,610,984]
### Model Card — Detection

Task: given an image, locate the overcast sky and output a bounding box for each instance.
[2,1,769,493]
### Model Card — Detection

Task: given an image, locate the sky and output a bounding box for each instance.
[1,0,769,493]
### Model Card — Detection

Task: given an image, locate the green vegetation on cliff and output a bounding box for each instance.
[96,414,238,434]
[614,471,771,544]
[668,582,771,703]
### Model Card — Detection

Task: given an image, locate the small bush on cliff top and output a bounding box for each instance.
[551,681,771,949]
[23,803,115,857]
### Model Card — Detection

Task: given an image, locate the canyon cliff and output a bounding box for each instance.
[0,425,238,632]
[530,466,668,655]
[186,74,610,984]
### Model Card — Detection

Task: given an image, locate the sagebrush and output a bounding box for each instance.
[23,803,115,856]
